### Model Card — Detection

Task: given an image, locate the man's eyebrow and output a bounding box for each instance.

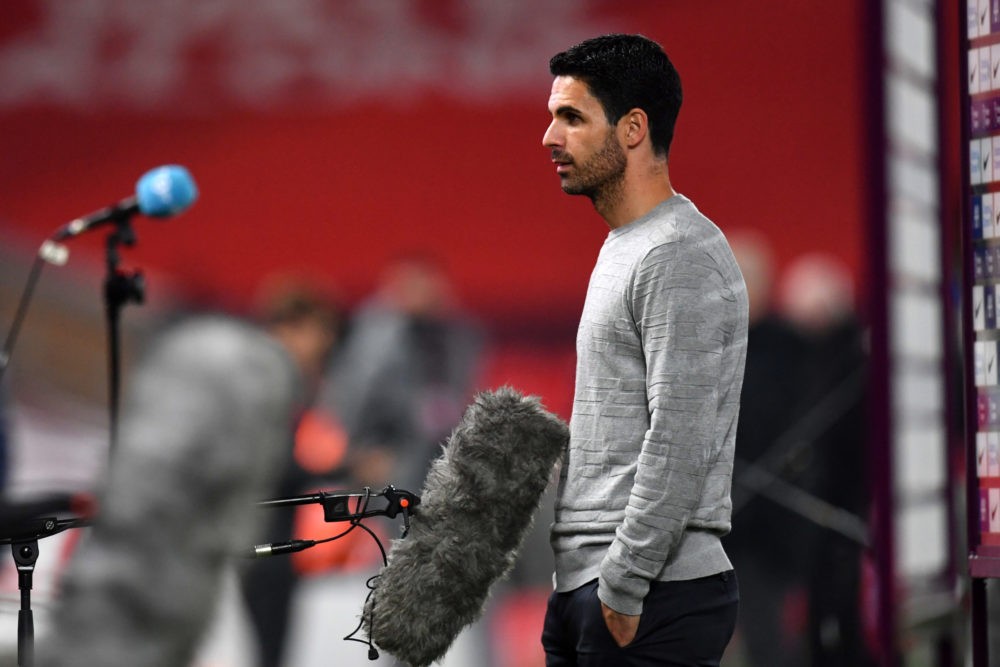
[553,104,584,117]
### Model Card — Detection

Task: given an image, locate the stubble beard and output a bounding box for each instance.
[560,130,627,211]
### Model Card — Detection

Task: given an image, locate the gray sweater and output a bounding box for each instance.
[551,194,748,616]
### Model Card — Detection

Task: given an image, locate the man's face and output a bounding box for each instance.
[542,76,626,200]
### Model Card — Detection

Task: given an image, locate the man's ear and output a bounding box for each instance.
[620,108,648,149]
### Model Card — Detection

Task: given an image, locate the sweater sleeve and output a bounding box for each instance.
[598,239,738,615]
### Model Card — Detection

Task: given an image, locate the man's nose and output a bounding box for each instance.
[542,120,560,148]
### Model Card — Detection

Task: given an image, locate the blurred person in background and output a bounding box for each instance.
[725,233,813,667]
[726,247,872,667]
[325,254,483,494]
[38,278,350,667]
[778,253,873,667]
[239,278,357,667]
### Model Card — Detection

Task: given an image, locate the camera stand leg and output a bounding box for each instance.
[13,540,38,667]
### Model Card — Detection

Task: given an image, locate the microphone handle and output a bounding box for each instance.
[250,539,316,558]
[54,197,140,241]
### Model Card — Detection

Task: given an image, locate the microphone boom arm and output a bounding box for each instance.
[249,486,420,559]
[256,485,420,523]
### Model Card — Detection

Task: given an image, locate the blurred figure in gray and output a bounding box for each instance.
[38,311,304,667]
[328,255,483,493]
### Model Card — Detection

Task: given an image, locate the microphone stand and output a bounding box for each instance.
[103,216,144,458]
[0,516,90,667]
[0,194,158,665]
[1,224,122,666]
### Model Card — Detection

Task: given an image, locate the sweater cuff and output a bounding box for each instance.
[597,542,651,616]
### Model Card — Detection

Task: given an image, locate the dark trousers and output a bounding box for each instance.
[542,572,739,667]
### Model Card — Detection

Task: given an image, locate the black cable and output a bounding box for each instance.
[0,252,48,382]
[340,488,389,660]
[342,575,383,660]
[251,486,404,660]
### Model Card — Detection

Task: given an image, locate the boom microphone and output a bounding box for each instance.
[53,165,198,240]
[363,387,568,667]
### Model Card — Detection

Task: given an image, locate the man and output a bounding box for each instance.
[540,34,748,666]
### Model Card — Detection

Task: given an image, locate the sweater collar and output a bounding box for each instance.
[605,193,687,242]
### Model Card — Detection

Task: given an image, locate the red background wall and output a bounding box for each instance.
[0,0,871,418]
[0,1,867,333]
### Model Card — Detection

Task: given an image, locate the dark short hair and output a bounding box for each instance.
[256,279,343,335]
[549,34,682,158]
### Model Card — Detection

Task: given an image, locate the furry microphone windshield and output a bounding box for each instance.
[363,387,568,667]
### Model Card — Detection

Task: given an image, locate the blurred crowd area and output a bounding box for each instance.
[0,230,871,667]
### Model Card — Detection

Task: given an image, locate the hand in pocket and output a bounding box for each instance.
[601,601,640,647]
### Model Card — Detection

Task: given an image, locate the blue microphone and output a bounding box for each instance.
[54,165,198,241]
